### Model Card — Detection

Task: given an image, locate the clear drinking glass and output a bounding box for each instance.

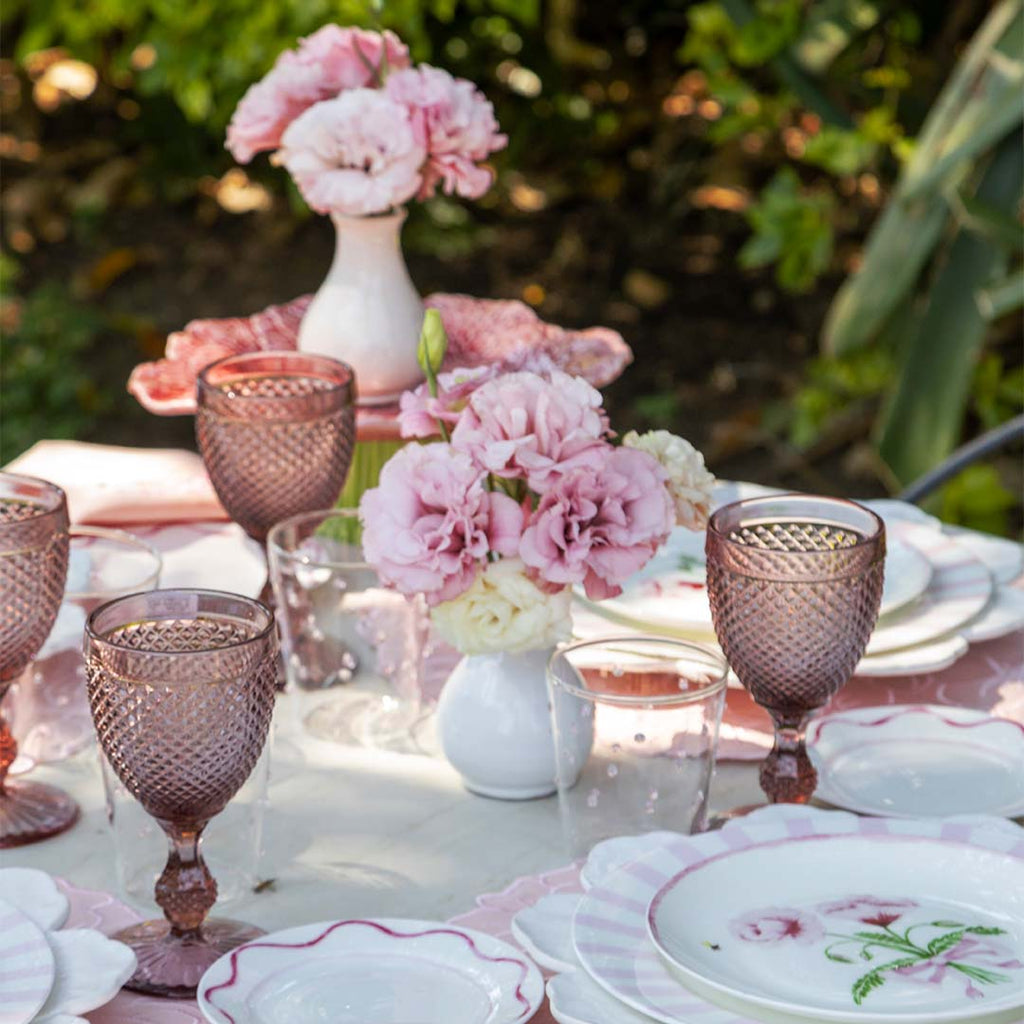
[8,526,162,764]
[0,472,74,848]
[548,637,728,858]
[84,588,278,998]
[705,494,885,805]
[268,508,426,750]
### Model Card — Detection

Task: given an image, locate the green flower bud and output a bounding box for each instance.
[417,309,448,377]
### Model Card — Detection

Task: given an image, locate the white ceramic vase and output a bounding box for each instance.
[437,646,594,800]
[298,210,426,404]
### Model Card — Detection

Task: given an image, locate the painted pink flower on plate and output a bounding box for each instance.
[226,27,410,163]
[520,445,674,600]
[398,365,498,438]
[818,895,919,928]
[278,90,425,216]
[385,65,507,200]
[451,370,609,491]
[730,907,826,945]
[359,443,522,604]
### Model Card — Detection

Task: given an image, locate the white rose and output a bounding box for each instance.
[622,429,715,530]
[430,558,572,656]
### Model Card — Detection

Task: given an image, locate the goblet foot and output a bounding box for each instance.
[116,918,265,998]
[759,742,817,804]
[0,779,79,848]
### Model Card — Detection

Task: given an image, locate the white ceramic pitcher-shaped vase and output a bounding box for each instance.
[298,210,426,404]
[437,646,594,800]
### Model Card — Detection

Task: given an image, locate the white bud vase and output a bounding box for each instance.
[436,647,594,800]
[298,210,426,404]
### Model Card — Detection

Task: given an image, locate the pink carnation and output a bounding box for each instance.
[451,370,609,491]
[226,27,410,164]
[519,446,674,599]
[278,90,425,216]
[386,65,507,200]
[359,443,524,605]
[399,366,498,439]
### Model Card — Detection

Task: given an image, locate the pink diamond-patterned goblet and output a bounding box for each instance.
[84,589,278,998]
[195,352,356,544]
[0,472,75,848]
[705,495,885,804]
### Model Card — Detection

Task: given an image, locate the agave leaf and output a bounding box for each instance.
[822,0,1022,355]
[876,132,1023,484]
[951,190,1024,250]
[976,269,1024,319]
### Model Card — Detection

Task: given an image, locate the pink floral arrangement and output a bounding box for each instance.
[226,25,506,216]
[359,314,714,655]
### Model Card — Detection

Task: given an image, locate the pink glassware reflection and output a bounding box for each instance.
[0,472,76,848]
[705,495,885,804]
[195,352,356,543]
[84,589,278,998]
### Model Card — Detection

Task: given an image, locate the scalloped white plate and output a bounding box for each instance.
[809,705,1024,819]
[0,897,54,1024]
[198,918,543,1024]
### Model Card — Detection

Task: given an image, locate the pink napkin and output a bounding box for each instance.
[4,441,227,525]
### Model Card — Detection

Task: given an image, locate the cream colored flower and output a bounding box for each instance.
[430,557,572,655]
[622,429,715,530]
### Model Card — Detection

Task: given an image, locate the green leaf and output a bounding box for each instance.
[877,129,1024,483]
[927,931,965,957]
[852,970,885,1005]
[965,925,1009,936]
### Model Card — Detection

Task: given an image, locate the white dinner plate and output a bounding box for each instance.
[865,524,994,656]
[0,867,70,932]
[198,917,543,1024]
[571,808,1024,1024]
[0,897,55,1024]
[809,705,1024,819]
[581,523,934,642]
[648,834,1024,1023]
[135,521,267,598]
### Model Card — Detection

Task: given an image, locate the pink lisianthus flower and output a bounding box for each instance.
[398,365,498,439]
[226,26,410,163]
[359,443,523,605]
[385,66,507,200]
[278,90,425,216]
[817,896,919,927]
[730,907,825,946]
[519,446,674,600]
[451,370,610,492]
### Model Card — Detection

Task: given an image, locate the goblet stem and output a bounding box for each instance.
[0,705,16,794]
[155,823,218,938]
[759,718,817,804]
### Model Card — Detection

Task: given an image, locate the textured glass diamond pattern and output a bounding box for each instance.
[197,369,356,542]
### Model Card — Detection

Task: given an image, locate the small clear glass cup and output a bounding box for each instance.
[9,526,162,765]
[268,508,426,750]
[548,637,728,859]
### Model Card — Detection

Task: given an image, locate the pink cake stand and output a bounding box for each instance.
[128,292,633,441]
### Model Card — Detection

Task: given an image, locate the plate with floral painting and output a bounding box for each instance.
[571,807,1024,1024]
[647,834,1024,1024]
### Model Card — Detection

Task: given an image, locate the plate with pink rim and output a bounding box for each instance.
[197,917,544,1024]
[571,808,1024,1024]
[646,832,1024,1024]
[808,705,1024,819]
[0,897,54,1024]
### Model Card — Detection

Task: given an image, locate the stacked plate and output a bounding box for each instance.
[0,868,135,1024]
[512,805,1024,1024]
[577,484,1024,677]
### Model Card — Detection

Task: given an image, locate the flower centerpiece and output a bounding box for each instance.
[226,26,507,402]
[358,313,715,798]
